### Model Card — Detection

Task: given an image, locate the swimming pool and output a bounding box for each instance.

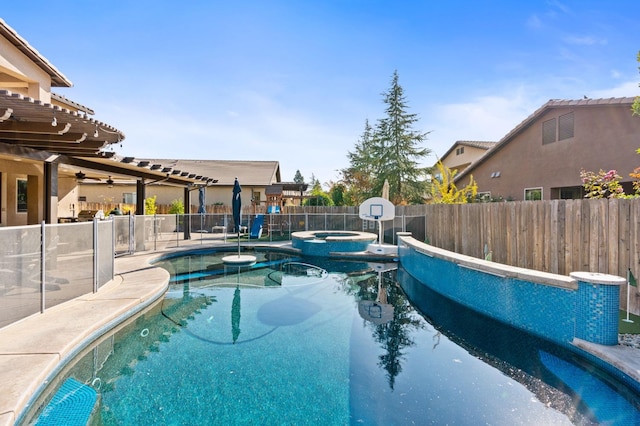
[34,249,640,424]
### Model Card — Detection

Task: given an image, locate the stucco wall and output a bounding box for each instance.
[78,183,269,209]
[0,159,44,226]
[0,37,51,101]
[441,145,487,172]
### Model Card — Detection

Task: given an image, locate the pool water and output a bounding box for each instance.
[39,250,640,425]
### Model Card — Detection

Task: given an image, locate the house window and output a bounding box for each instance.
[123,193,136,204]
[455,147,465,155]
[16,178,27,212]
[543,112,574,145]
[542,118,556,145]
[558,112,574,141]
[559,186,582,199]
[524,187,542,201]
[253,191,261,202]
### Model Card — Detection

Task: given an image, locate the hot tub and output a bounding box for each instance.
[291,230,378,257]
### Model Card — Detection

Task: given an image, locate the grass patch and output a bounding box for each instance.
[619,310,640,334]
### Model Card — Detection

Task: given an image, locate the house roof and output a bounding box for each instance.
[455,97,638,182]
[0,19,72,87]
[137,159,282,186]
[438,140,496,162]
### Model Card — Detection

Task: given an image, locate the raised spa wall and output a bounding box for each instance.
[291,231,378,257]
[396,233,624,348]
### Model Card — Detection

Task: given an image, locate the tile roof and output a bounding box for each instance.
[136,159,281,186]
[437,140,496,163]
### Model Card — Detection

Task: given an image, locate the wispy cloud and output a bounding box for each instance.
[526,14,543,30]
[425,89,542,160]
[563,35,607,46]
[546,0,571,15]
[590,81,640,98]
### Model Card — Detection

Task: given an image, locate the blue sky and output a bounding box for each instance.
[3,1,640,186]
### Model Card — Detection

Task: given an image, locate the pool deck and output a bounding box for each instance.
[0,239,639,425]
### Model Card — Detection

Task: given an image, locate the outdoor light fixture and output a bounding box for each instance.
[0,108,12,122]
[106,176,114,188]
[51,114,57,126]
[93,125,99,138]
[57,123,71,135]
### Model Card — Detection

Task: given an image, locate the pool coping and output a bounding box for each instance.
[0,252,171,426]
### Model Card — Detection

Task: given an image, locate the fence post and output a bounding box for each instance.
[111,217,115,278]
[154,213,158,251]
[40,221,46,313]
[93,217,99,293]
[175,214,179,247]
[129,214,135,254]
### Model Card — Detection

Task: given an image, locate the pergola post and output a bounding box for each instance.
[136,179,145,215]
[184,186,191,240]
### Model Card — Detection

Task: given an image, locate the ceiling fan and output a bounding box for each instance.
[75,171,102,182]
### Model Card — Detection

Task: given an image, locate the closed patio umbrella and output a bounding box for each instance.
[232,178,242,233]
[232,178,242,257]
[197,186,206,214]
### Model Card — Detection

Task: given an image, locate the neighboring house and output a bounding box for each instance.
[79,159,284,210]
[437,140,496,174]
[455,97,640,201]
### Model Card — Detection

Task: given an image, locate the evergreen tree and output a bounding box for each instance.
[293,170,305,184]
[343,71,431,205]
[373,70,431,204]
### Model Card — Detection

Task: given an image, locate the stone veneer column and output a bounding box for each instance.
[570,272,625,346]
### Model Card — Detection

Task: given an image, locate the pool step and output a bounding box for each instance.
[35,377,98,426]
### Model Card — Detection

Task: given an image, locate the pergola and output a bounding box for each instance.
[0,89,213,224]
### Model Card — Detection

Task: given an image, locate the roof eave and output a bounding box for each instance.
[0,19,72,87]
